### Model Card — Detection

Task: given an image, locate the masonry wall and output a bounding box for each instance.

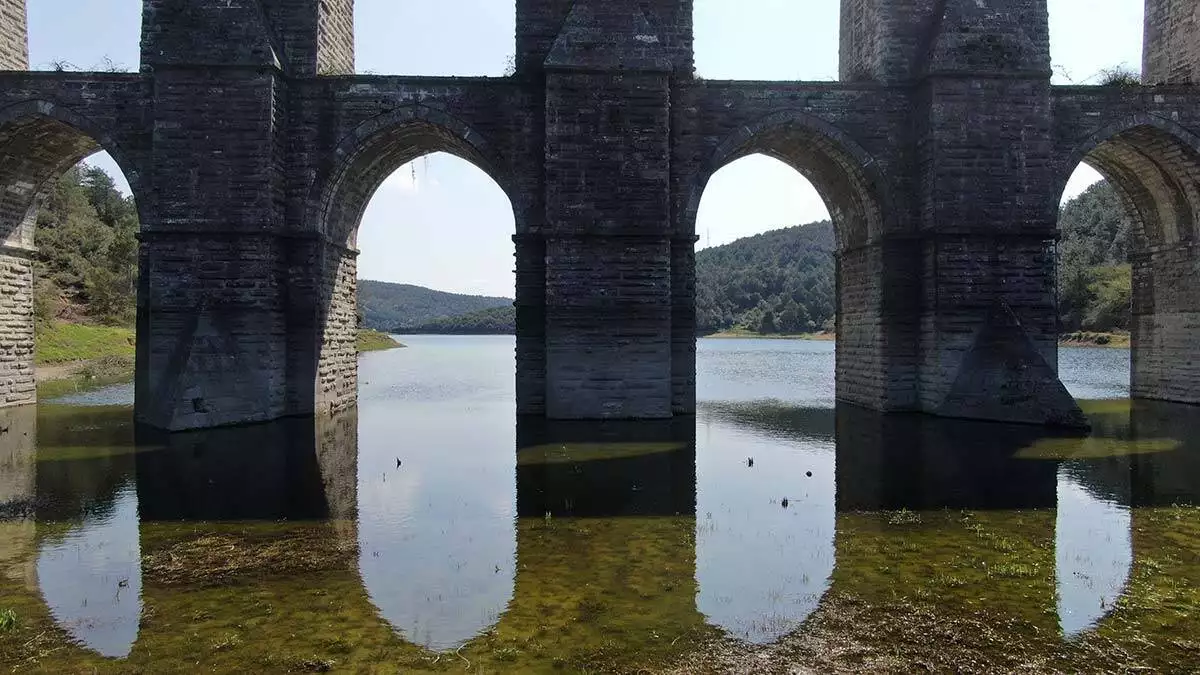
[1132,244,1200,404]
[840,0,937,82]
[0,254,34,408]
[134,63,292,430]
[2,0,1195,431]
[1144,0,1200,84]
[544,71,674,419]
[0,0,27,71]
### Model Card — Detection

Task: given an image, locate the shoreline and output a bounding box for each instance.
[703,330,836,341]
[703,330,1131,349]
[36,330,407,399]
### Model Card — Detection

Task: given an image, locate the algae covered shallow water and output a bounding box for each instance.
[2,336,1199,673]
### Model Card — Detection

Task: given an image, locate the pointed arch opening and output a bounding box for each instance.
[0,102,144,410]
[684,112,911,414]
[302,109,539,422]
[1056,118,1200,405]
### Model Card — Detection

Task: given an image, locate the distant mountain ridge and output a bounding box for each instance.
[358,280,511,331]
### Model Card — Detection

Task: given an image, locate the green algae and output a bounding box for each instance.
[3,504,1200,673]
[517,441,688,465]
[1015,436,1179,460]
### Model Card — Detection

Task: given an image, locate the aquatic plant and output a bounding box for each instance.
[0,609,16,632]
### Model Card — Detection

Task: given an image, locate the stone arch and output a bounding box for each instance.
[0,99,145,246]
[312,106,518,249]
[299,106,536,420]
[0,99,144,409]
[1056,114,1200,252]
[1056,114,1200,405]
[678,109,914,414]
[685,110,892,252]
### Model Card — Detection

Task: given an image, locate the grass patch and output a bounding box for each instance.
[34,321,135,365]
[356,329,404,353]
[703,328,836,341]
[0,609,15,632]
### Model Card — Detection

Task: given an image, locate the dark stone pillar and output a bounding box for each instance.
[670,236,697,414]
[541,1,676,420]
[912,0,1086,428]
[1131,244,1200,405]
[515,233,547,415]
[135,4,319,430]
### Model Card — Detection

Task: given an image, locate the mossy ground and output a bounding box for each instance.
[3,507,1198,673]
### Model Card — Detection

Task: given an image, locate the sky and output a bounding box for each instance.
[27,0,1145,297]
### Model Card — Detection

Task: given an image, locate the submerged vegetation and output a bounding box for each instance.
[3,505,1199,672]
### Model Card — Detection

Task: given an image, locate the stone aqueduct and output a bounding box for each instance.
[0,0,1197,431]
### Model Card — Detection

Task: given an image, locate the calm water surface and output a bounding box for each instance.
[2,336,1197,673]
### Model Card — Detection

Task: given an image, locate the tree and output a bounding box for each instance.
[34,164,139,325]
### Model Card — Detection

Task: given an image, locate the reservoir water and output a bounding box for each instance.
[1,336,1197,673]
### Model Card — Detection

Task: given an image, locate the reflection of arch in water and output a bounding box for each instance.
[501,419,714,659]
[694,402,836,643]
[36,481,141,659]
[29,405,142,659]
[355,396,516,652]
[1054,462,1133,639]
[11,410,367,666]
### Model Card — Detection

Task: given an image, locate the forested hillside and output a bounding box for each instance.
[358,280,512,331]
[399,305,516,334]
[35,165,139,326]
[1057,181,1132,333]
[695,222,836,335]
[694,181,1133,337]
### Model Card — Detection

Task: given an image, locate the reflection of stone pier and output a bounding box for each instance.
[835,404,1060,511]
[0,405,37,590]
[0,405,36,513]
[828,405,1062,646]
[515,417,696,517]
[127,411,369,665]
[1128,400,1200,507]
[135,411,359,521]
[497,419,712,664]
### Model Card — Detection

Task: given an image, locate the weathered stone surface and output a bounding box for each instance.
[0,0,1195,430]
[0,0,25,71]
[937,302,1089,428]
